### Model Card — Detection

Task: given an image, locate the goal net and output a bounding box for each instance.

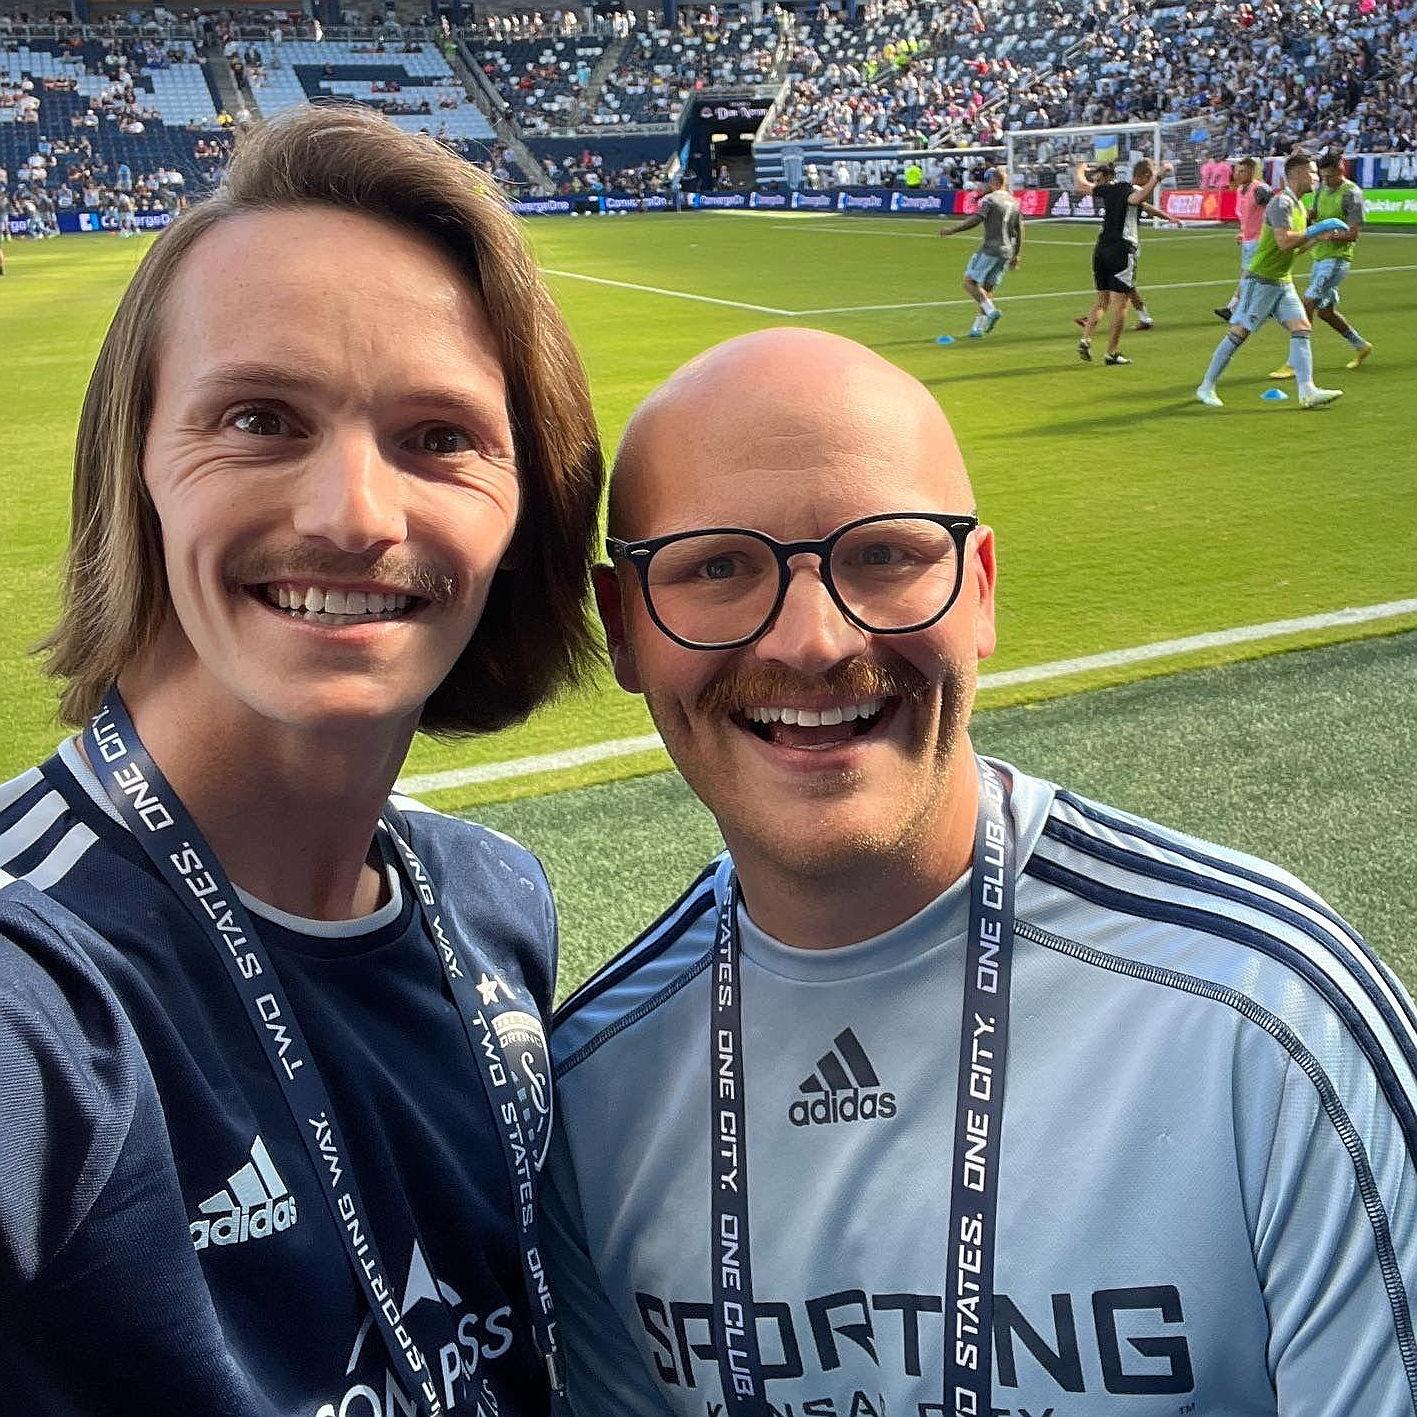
[1004,121,1161,217]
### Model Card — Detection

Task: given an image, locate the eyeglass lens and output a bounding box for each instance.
[644,517,963,647]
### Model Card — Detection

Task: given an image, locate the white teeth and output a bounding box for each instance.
[261,585,417,620]
[745,697,885,726]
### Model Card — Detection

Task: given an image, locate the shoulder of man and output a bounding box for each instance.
[1027,783,1417,1173]
[0,875,162,1295]
[550,855,723,1076]
[1265,189,1297,223]
[385,793,557,999]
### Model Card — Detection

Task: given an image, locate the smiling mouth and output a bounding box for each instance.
[252,583,428,626]
[734,696,898,749]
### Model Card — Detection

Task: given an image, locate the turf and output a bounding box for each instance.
[476,630,1417,1000]
[2,217,1415,813]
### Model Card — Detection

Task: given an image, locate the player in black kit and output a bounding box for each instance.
[1074,158,1171,365]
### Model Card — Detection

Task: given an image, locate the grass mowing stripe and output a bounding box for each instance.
[474,633,1417,999]
[397,597,1417,794]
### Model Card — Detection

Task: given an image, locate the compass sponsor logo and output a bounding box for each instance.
[316,1243,516,1417]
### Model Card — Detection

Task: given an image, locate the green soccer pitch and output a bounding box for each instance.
[3,214,1415,983]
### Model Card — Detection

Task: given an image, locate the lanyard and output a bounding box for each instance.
[708,759,1017,1417]
[85,689,562,1413]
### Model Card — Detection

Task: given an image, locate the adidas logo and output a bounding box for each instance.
[190,1135,299,1251]
[788,1028,896,1128]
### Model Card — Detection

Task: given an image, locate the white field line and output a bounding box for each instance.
[543,267,792,315]
[796,263,1417,314]
[397,597,1417,794]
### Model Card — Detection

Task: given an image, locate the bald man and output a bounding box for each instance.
[545,330,1417,1417]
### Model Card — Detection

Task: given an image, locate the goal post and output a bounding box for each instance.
[1004,121,1162,214]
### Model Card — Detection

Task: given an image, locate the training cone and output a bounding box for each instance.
[935,334,956,345]
[1260,388,1289,401]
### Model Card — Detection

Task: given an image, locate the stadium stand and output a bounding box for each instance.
[476,31,608,133]
[766,0,1415,155]
[246,39,494,140]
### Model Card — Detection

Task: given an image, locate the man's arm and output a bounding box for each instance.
[1341,184,1365,245]
[1127,159,1172,205]
[1257,1039,1417,1412]
[1267,193,1312,251]
[939,212,983,237]
[1073,160,1096,195]
[1008,205,1023,266]
[543,1122,674,1417]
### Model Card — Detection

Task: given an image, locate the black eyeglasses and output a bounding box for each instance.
[606,511,980,651]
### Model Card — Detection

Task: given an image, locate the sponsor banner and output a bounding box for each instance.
[695,98,771,124]
[890,190,947,214]
[602,193,643,212]
[1159,188,1237,222]
[1049,191,1096,219]
[511,196,574,216]
[955,188,982,216]
[791,190,834,210]
[640,193,672,211]
[1366,188,1417,224]
[689,191,750,209]
[836,189,888,212]
[748,189,789,209]
[1016,188,1051,218]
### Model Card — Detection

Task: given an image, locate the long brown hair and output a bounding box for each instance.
[42,104,604,735]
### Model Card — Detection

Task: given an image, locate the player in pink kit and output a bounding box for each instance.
[1215,157,1271,321]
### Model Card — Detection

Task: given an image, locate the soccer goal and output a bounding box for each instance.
[1004,121,1163,215]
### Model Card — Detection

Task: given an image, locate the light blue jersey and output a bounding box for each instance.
[546,760,1417,1416]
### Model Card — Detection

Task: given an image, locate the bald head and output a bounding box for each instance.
[610,329,973,540]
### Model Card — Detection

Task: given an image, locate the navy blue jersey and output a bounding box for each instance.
[0,740,557,1417]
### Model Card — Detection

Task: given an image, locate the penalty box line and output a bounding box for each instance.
[398,598,1417,794]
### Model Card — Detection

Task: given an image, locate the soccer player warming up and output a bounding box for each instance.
[1269,152,1374,379]
[543,327,1417,1417]
[1198,153,1347,409]
[1073,158,1170,364]
[1214,155,1272,321]
[938,167,1022,337]
[0,107,604,1415]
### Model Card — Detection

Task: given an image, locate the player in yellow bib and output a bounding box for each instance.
[1196,153,1349,409]
[1270,152,1373,380]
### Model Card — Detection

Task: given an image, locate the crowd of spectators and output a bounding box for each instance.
[539,144,675,191]
[591,6,784,126]
[767,0,1415,154]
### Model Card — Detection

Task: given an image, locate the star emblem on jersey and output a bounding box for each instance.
[476,972,508,1007]
[788,1028,897,1127]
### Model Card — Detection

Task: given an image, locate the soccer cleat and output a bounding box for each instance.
[1135,318,1155,330]
[1298,386,1343,409]
[984,308,1003,334]
[1077,338,1092,362]
[1213,306,1233,321]
[1346,342,1374,369]
[1268,364,1296,380]
[1105,353,1132,365]
[1195,385,1224,407]
[966,327,985,339]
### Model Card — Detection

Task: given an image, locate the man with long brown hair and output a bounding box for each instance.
[0,106,602,1416]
